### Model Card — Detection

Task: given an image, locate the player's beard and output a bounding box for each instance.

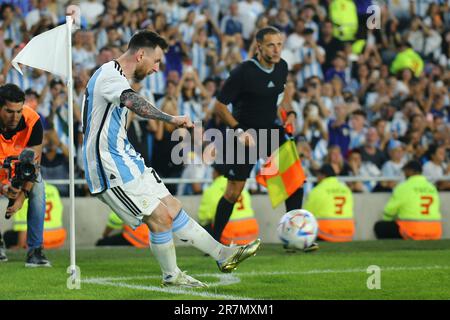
[133,68,148,82]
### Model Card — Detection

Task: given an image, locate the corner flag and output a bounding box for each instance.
[12,15,80,288]
[12,23,70,79]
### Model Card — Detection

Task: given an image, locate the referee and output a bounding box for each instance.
[213,27,307,246]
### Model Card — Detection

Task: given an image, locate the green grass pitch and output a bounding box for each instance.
[1,240,449,300]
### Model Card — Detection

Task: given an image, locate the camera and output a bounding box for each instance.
[3,148,38,219]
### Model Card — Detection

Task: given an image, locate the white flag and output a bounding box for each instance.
[12,20,72,79]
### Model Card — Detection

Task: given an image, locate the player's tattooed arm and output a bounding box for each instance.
[120,90,174,123]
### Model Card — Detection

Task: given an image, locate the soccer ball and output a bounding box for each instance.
[277,209,318,250]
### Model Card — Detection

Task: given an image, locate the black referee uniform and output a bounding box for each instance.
[212,57,304,241]
[215,58,290,180]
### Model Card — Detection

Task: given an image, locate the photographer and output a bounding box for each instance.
[0,84,50,267]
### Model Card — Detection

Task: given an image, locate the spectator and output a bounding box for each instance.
[191,27,210,82]
[325,54,348,85]
[220,2,242,37]
[423,144,450,191]
[25,0,57,32]
[178,10,197,46]
[380,140,407,191]
[301,102,329,166]
[325,145,351,176]
[292,28,325,89]
[151,97,183,194]
[347,148,380,192]
[238,0,264,43]
[300,4,319,41]
[319,20,344,74]
[40,129,69,196]
[158,0,186,26]
[328,103,350,158]
[0,3,25,44]
[79,0,104,27]
[273,9,293,35]
[373,118,391,152]
[349,110,368,150]
[177,131,211,196]
[176,69,209,123]
[285,18,305,53]
[358,127,386,169]
[405,16,442,61]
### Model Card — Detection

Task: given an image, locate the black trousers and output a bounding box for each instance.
[2,230,19,248]
[374,221,402,239]
[96,234,131,246]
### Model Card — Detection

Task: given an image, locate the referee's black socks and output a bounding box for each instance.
[285,187,304,212]
[213,196,235,242]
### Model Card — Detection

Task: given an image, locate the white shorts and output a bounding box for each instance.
[97,168,171,228]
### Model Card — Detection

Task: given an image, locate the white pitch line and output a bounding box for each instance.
[232,265,450,277]
[81,265,449,300]
[83,278,250,300]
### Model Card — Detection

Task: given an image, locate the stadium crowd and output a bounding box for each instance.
[0,0,449,198]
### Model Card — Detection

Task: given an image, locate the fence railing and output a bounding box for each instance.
[45,176,450,185]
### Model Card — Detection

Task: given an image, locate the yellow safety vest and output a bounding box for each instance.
[304,177,354,242]
[330,0,358,41]
[107,212,150,248]
[390,48,424,77]
[13,183,66,248]
[198,176,258,245]
[384,175,442,240]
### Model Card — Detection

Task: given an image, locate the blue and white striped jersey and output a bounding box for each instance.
[81,61,145,194]
[294,45,325,89]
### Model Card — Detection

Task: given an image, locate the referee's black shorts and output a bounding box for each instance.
[214,125,289,181]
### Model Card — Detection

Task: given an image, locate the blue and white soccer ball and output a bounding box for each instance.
[277,209,318,250]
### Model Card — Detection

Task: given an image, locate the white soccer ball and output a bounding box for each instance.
[277,209,318,250]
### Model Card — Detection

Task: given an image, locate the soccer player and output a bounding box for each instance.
[81,30,260,288]
[213,27,312,247]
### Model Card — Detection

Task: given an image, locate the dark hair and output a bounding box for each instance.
[372,118,386,126]
[25,88,40,99]
[255,26,281,43]
[351,109,367,118]
[409,113,424,123]
[0,4,14,17]
[128,30,168,52]
[318,164,336,178]
[303,28,314,35]
[302,4,316,11]
[402,160,422,173]
[0,84,25,107]
[99,45,113,53]
[166,80,177,87]
[348,148,362,156]
[50,79,64,89]
[426,144,444,159]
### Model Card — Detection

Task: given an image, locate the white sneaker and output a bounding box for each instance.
[161,270,208,288]
[0,246,7,262]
